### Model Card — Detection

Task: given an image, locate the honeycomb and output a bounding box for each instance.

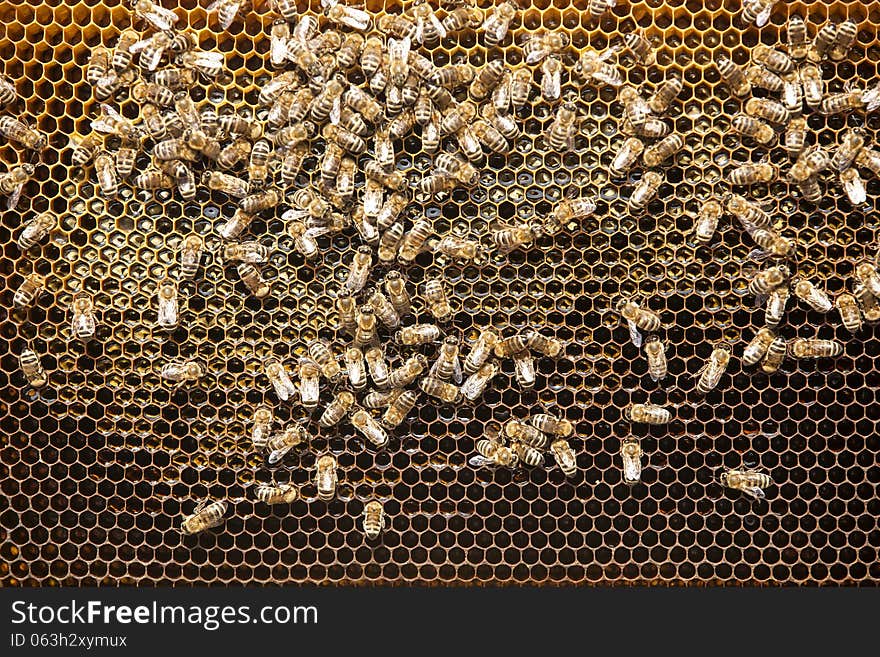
[2,0,880,586]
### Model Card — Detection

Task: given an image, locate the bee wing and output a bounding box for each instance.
[128,37,154,54]
[329,95,342,125]
[743,486,766,500]
[754,6,772,28]
[304,226,331,239]
[627,320,643,348]
[452,354,463,385]
[861,84,880,111]
[206,0,222,11]
[429,13,447,40]
[413,17,425,45]
[468,455,496,468]
[6,182,24,210]
[281,208,310,221]
[144,6,179,31]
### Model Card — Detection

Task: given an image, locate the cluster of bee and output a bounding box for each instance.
[0,69,46,209]
[470,415,577,477]
[607,31,687,212]
[719,16,880,205]
[8,63,96,389]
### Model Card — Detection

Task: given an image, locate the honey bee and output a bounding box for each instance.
[0,72,18,107]
[574,48,622,88]
[832,128,865,172]
[615,296,661,348]
[643,133,684,168]
[422,277,454,320]
[842,167,869,206]
[760,335,787,374]
[549,439,576,477]
[745,226,794,258]
[504,418,548,449]
[470,439,518,468]
[91,104,141,142]
[94,152,118,197]
[265,357,296,401]
[626,402,671,425]
[386,36,411,88]
[695,345,731,394]
[267,424,309,464]
[539,56,563,102]
[358,36,384,79]
[16,212,55,251]
[617,31,653,67]
[255,482,299,505]
[202,171,249,198]
[160,360,205,384]
[363,161,408,192]
[251,405,273,450]
[798,62,823,109]
[529,413,573,438]
[433,235,480,262]
[731,113,775,146]
[460,361,499,401]
[176,234,203,281]
[443,1,482,32]
[692,199,723,244]
[221,241,268,265]
[135,169,174,191]
[397,323,441,346]
[752,44,795,75]
[382,389,419,428]
[427,336,461,384]
[367,287,400,329]
[797,175,822,203]
[86,46,110,86]
[344,346,367,390]
[395,220,432,263]
[354,306,379,348]
[333,295,357,338]
[69,133,101,167]
[113,141,138,179]
[644,334,667,382]
[855,283,880,323]
[836,293,863,334]
[364,389,402,409]
[854,261,880,298]
[511,441,545,467]
[306,339,340,381]
[268,19,290,67]
[378,220,404,262]
[240,188,282,214]
[786,14,809,60]
[523,30,569,65]
[716,55,751,97]
[629,171,663,211]
[326,4,372,32]
[472,118,509,154]
[386,354,427,388]
[218,209,255,241]
[745,65,784,93]
[513,350,536,388]
[180,500,227,536]
[69,291,97,340]
[819,87,865,116]
[0,163,34,209]
[789,337,843,359]
[527,332,563,358]
[547,101,581,150]
[719,468,772,500]
[620,437,643,485]
[383,271,412,316]
[13,273,45,308]
[610,137,644,177]
[808,22,838,62]
[727,160,776,186]
[493,332,533,358]
[742,326,776,366]
[362,500,386,539]
[483,1,517,44]
[642,76,681,117]
[179,50,223,79]
[342,245,372,294]
[829,19,858,61]
[387,109,417,140]
[419,375,461,402]
[132,0,179,31]
[463,328,498,375]
[351,409,389,448]
[789,145,830,183]
[784,116,808,157]
[19,346,47,388]
[297,357,321,408]
[749,265,790,297]
[793,278,833,313]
